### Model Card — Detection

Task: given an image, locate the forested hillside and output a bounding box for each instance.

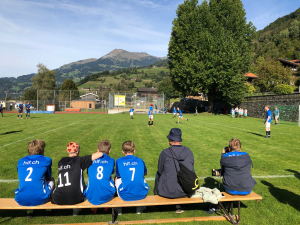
[254,8,300,61]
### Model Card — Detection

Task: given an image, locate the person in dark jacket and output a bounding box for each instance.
[221,138,256,195]
[154,128,195,213]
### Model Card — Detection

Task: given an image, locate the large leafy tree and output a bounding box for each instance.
[168,0,256,110]
[256,61,293,92]
[31,63,57,100]
[59,78,80,101]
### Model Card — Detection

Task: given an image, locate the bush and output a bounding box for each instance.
[273,84,294,94]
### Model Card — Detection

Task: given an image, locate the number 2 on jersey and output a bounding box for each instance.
[129,168,135,181]
[25,167,33,181]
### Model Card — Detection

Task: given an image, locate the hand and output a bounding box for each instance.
[222,148,226,154]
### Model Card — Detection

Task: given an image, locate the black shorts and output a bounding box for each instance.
[26,110,30,113]
[18,110,23,113]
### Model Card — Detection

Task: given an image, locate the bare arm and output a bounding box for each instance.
[91,152,103,161]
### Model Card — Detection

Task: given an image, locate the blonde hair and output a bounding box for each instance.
[122,141,135,154]
[265,105,270,109]
[28,139,46,156]
[228,138,241,152]
[97,140,111,154]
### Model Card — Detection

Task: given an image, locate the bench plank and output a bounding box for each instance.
[42,216,228,225]
[0,192,262,210]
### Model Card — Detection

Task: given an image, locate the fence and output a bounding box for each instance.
[1,90,107,113]
[108,92,165,114]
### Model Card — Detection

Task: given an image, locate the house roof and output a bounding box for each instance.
[137,88,158,92]
[244,73,258,78]
[277,58,300,67]
[80,93,99,98]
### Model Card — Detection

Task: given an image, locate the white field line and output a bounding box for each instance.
[1,174,299,183]
[0,116,97,149]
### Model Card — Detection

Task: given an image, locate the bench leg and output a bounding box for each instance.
[218,201,240,225]
[108,208,118,224]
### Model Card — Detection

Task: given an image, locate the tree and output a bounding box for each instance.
[31,63,56,90]
[256,61,293,92]
[59,78,79,101]
[22,88,37,101]
[168,0,256,110]
[289,20,300,39]
[273,84,294,95]
[158,77,180,98]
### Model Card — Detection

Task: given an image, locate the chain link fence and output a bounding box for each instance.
[108,92,165,114]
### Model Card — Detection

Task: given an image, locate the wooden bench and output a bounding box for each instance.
[0,192,262,225]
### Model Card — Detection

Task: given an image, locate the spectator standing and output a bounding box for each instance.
[274,107,280,125]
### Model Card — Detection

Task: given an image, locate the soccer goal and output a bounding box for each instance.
[270,105,300,126]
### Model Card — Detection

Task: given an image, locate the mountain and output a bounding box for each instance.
[0,49,166,99]
[254,7,300,61]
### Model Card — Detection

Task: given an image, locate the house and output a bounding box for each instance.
[277,58,299,71]
[244,73,258,84]
[70,93,99,109]
[137,87,158,98]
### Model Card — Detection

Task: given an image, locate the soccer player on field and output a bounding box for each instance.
[0,102,3,117]
[176,107,188,124]
[264,105,272,138]
[173,106,177,118]
[274,107,279,125]
[244,108,248,118]
[17,101,24,119]
[129,107,134,120]
[115,141,149,214]
[231,108,235,118]
[51,142,103,215]
[84,140,115,210]
[195,106,198,116]
[148,103,154,126]
[25,101,32,119]
[15,139,54,218]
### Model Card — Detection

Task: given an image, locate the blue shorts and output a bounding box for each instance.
[18,110,23,113]
[26,110,30,113]
[224,187,251,195]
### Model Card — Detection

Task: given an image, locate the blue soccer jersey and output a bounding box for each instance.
[173,108,176,113]
[0,104,2,109]
[15,155,52,206]
[25,104,32,112]
[18,104,23,112]
[149,106,153,115]
[84,154,116,205]
[115,155,149,201]
[178,109,183,116]
[129,109,134,113]
[266,110,272,123]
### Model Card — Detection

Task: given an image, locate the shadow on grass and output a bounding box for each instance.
[247,132,265,137]
[0,130,23,135]
[261,180,300,212]
[285,169,300,180]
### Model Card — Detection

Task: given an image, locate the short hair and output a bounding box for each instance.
[275,107,278,109]
[265,105,270,108]
[122,141,135,154]
[228,138,241,152]
[28,139,46,156]
[97,140,111,154]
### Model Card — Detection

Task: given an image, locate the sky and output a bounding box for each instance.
[0,0,299,78]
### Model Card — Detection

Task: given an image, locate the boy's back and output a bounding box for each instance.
[84,153,115,205]
[51,155,92,205]
[15,155,52,206]
[116,155,149,201]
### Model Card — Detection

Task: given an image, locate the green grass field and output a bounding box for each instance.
[0,112,300,224]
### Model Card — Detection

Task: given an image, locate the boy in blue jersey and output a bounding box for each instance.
[25,101,32,119]
[148,103,154,126]
[129,107,134,120]
[115,141,149,214]
[264,105,272,138]
[173,107,177,118]
[0,102,3,117]
[15,139,54,218]
[176,107,188,124]
[17,101,24,119]
[84,140,115,212]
